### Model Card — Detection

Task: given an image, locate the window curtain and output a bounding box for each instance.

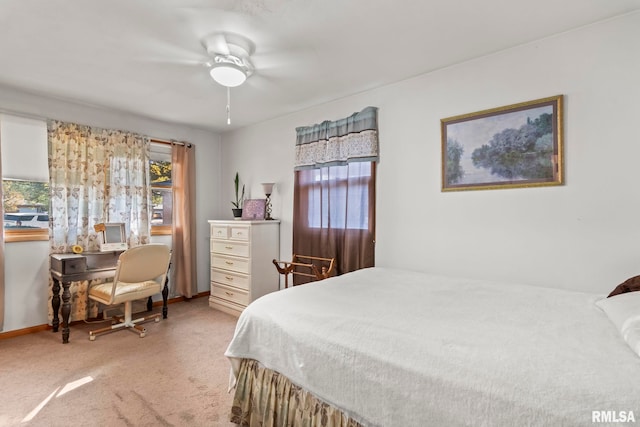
[293,107,378,284]
[171,142,197,298]
[294,106,379,170]
[47,120,151,321]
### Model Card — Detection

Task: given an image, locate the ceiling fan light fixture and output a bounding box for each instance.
[209,62,247,87]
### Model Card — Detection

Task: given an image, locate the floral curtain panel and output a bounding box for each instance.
[294,106,379,170]
[48,120,151,252]
[47,120,151,321]
[106,135,151,244]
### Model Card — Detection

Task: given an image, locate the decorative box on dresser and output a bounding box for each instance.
[208,219,280,317]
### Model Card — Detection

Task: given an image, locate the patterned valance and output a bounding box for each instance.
[295,106,379,170]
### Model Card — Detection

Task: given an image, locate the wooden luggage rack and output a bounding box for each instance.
[272,254,336,288]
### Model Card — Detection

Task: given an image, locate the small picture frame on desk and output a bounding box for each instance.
[242,199,266,220]
[98,222,128,252]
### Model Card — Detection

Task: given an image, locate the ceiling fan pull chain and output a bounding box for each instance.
[226,86,231,125]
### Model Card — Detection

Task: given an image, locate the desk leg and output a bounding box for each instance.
[51,277,61,332]
[61,281,71,344]
[162,276,169,319]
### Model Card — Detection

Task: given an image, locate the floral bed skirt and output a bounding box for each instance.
[230,359,364,427]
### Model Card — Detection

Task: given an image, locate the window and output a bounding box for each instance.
[304,163,372,230]
[150,143,173,235]
[1,114,49,242]
[2,179,50,242]
[293,161,376,282]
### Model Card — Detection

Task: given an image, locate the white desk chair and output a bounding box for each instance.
[88,244,171,341]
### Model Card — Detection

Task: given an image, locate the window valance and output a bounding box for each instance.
[294,106,379,170]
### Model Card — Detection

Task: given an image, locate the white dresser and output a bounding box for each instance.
[208,219,280,316]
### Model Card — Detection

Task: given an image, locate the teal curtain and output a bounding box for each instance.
[292,107,379,283]
[294,106,379,170]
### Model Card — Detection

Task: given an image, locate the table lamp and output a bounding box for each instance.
[261,182,275,220]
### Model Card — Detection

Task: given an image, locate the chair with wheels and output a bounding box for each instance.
[88,243,171,341]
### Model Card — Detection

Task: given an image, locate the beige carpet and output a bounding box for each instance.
[0,297,239,427]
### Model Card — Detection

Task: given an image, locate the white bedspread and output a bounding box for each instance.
[225,267,640,426]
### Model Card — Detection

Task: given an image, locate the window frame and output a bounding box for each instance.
[149,140,173,236]
[5,228,48,243]
[2,141,176,241]
[3,178,50,243]
[302,162,373,231]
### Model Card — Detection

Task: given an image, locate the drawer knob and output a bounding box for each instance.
[225,261,234,265]
[225,276,234,281]
[225,291,234,296]
[225,246,233,250]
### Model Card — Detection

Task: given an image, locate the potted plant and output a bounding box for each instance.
[231,172,245,219]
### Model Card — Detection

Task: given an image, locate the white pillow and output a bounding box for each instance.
[596,292,640,356]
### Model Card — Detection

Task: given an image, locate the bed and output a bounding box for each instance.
[224,267,640,426]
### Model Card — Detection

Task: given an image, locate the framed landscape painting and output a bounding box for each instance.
[441,95,563,191]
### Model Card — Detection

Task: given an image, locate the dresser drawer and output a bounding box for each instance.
[211,282,249,306]
[209,296,244,317]
[211,240,250,258]
[211,225,228,240]
[211,254,250,274]
[230,226,250,241]
[211,268,249,291]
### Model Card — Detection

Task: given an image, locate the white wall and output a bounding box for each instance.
[221,12,640,294]
[0,88,221,332]
[3,12,638,332]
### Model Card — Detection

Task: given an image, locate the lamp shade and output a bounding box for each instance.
[262,183,275,195]
[210,63,247,87]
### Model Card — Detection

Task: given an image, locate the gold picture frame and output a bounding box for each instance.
[441,95,563,192]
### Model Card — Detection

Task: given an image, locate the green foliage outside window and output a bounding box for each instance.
[150,160,171,207]
[149,159,172,227]
[2,180,49,213]
[150,159,171,184]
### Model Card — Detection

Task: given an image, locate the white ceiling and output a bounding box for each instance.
[1,0,639,133]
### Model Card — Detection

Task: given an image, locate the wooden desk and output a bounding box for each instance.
[50,251,169,344]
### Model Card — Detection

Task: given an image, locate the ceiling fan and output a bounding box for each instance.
[203,32,255,88]
[201,32,256,125]
[140,29,313,127]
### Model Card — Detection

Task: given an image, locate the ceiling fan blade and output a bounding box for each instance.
[251,47,319,74]
[134,36,214,68]
[246,74,276,88]
[203,33,230,56]
[135,57,210,67]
